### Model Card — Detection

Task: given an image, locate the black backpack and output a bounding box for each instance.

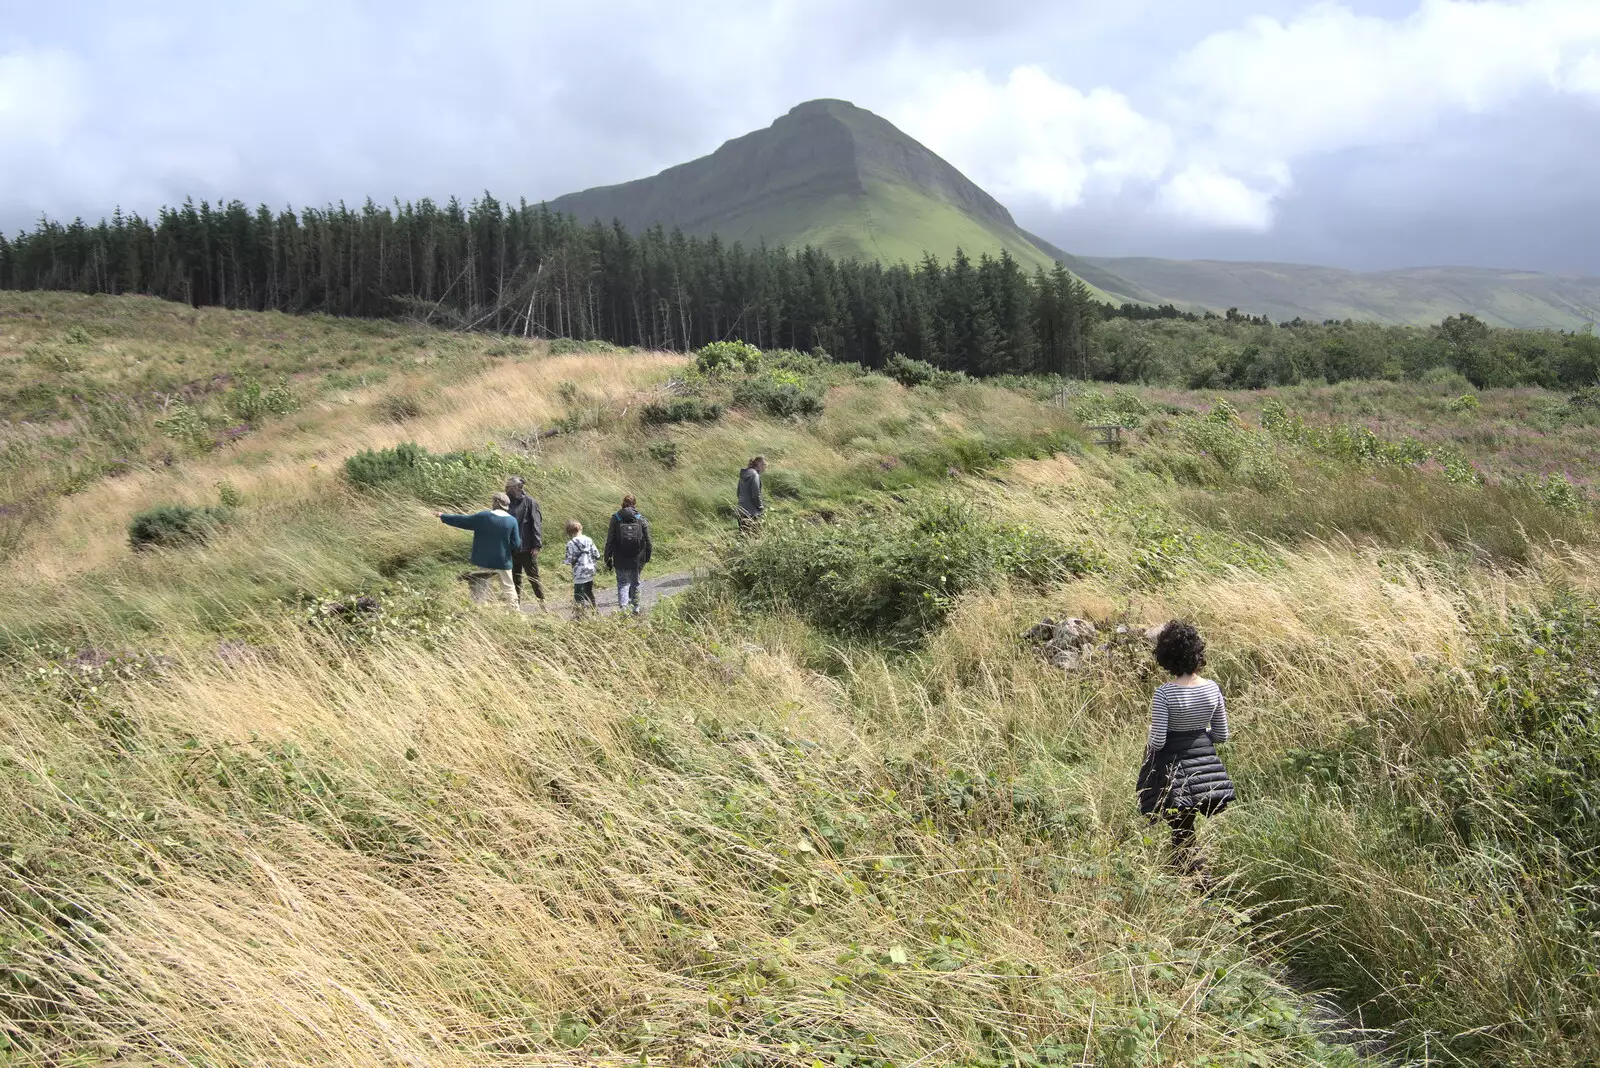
[615,513,645,554]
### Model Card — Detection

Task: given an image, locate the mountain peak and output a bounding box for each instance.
[786,98,861,116]
[541,100,1077,278]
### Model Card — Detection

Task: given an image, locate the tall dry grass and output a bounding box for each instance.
[0,607,1358,1066]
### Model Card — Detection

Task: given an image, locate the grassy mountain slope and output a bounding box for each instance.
[1085,256,1600,328]
[546,99,1137,301]
[5,293,1600,1065]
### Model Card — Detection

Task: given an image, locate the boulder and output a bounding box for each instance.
[1025,616,1103,670]
[1025,616,1097,648]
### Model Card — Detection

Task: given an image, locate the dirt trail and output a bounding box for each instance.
[521,570,697,616]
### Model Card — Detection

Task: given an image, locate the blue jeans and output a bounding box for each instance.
[615,565,642,613]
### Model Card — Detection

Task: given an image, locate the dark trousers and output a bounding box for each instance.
[1165,808,1197,852]
[512,550,544,601]
[573,581,596,607]
[1155,808,1203,875]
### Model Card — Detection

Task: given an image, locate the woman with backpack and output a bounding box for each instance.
[603,494,653,615]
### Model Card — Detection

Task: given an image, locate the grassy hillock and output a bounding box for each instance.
[3,292,1600,1066]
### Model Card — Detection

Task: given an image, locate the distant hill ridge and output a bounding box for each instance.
[1085,257,1600,331]
[545,98,1600,331]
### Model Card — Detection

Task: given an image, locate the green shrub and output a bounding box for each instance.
[640,397,723,425]
[215,480,244,508]
[714,499,1097,644]
[1420,366,1474,390]
[342,442,502,505]
[647,441,679,469]
[226,376,299,421]
[1516,472,1588,514]
[128,504,230,551]
[1204,397,1241,425]
[694,340,762,376]
[155,402,215,451]
[1447,393,1481,414]
[1148,414,1292,494]
[548,338,619,356]
[731,370,825,418]
[883,354,967,389]
[1070,388,1147,429]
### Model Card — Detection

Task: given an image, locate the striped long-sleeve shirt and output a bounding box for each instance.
[1148,679,1230,750]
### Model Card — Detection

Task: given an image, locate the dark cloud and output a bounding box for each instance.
[1030,95,1600,274]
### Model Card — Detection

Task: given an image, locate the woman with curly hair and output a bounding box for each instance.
[1137,620,1235,871]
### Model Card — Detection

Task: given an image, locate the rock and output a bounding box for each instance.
[1143,625,1163,645]
[1054,617,1099,648]
[1047,645,1098,670]
[1026,616,1102,671]
[1023,619,1058,643]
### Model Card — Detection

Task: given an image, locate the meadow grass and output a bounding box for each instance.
[4,293,1600,1066]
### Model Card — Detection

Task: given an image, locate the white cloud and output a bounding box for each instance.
[1157,163,1279,231]
[895,0,1600,231]
[1174,0,1600,159]
[895,65,1173,210]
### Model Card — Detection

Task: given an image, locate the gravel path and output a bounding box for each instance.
[520,570,697,616]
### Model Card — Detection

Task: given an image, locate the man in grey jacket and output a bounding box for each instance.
[736,455,766,532]
[505,475,545,604]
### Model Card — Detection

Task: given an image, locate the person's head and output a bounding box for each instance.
[621,494,637,511]
[1153,621,1206,677]
[505,475,526,499]
[565,519,583,537]
[491,491,511,511]
[750,454,767,473]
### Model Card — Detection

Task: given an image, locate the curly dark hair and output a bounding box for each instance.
[1153,620,1206,676]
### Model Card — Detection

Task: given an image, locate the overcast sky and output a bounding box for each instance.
[4,0,1600,273]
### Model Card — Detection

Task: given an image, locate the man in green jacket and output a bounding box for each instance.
[434,492,522,607]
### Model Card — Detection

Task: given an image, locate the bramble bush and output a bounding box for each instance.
[714,499,1098,644]
[342,442,504,505]
[155,402,215,452]
[548,338,620,356]
[730,368,826,418]
[640,397,724,425]
[882,354,968,389]
[694,340,762,376]
[128,504,231,551]
[225,376,299,421]
[1515,472,1588,515]
[1141,409,1291,494]
[1070,388,1148,429]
